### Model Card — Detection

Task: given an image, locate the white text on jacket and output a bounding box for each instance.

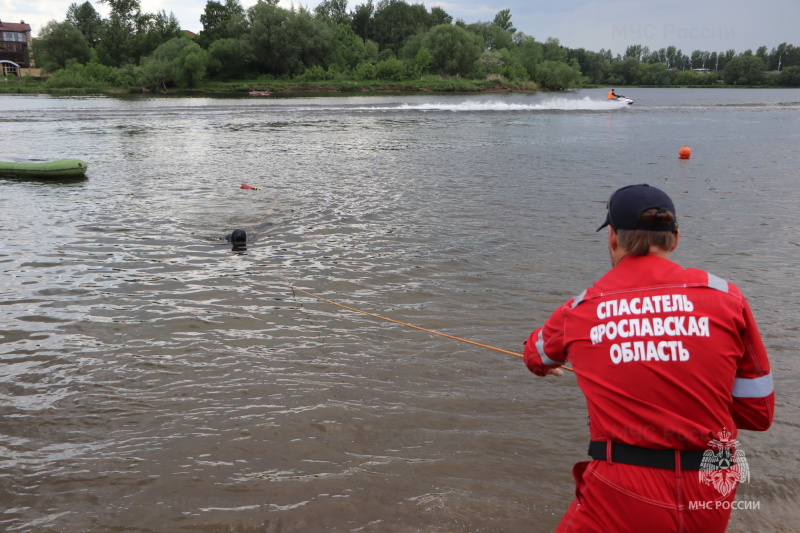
[590,295,709,364]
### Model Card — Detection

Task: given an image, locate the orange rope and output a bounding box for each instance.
[290,285,574,373]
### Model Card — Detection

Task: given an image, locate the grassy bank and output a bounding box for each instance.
[0,75,539,96]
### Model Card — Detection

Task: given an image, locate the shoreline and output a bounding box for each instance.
[1,77,791,96]
[0,77,542,96]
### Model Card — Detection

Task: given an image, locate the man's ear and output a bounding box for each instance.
[608,226,618,251]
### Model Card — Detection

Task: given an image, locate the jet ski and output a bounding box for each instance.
[614,95,634,105]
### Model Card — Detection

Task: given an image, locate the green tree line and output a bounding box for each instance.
[24,0,800,91]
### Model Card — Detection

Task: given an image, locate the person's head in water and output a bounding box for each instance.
[224,228,247,250]
[227,228,247,244]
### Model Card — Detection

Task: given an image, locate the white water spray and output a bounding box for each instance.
[392,97,630,112]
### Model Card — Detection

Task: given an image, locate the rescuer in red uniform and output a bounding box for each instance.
[523,184,774,532]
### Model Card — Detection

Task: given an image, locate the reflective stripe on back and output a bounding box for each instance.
[707,273,729,293]
[571,289,587,309]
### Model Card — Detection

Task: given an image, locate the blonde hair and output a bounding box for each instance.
[616,209,677,256]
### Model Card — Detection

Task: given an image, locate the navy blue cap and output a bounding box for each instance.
[597,184,677,232]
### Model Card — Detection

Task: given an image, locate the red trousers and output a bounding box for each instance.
[555,461,735,533]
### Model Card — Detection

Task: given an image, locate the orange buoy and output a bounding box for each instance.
[678,145,692,159]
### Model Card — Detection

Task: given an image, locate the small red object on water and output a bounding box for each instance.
[241,184,256,189]
[678,145,692,159]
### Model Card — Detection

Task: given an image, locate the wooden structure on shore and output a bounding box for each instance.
[0,20,33,75]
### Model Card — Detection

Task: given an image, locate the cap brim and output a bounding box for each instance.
[596,213,612,232]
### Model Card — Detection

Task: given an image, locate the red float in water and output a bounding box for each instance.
[678,145,692,159]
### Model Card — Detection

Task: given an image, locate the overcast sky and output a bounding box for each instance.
[3,0,798,55]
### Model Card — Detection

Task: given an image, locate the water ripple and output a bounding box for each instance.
[0,90,797,532]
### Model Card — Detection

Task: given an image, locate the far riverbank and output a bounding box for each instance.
[0,76,540,96]
[2,74,790,97]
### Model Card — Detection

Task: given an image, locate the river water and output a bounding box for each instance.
[0,88,798,532]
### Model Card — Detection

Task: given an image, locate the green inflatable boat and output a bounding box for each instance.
[0,159,88,178]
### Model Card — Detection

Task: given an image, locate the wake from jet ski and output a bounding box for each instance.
[338,97,633,112]
[275,96,634,114]
[395,97,633,111]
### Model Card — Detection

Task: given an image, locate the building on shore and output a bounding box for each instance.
[0,19,34,76]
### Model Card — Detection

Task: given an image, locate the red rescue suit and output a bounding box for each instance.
[524,254,774,532]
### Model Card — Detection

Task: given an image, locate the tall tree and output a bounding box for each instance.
[638,62,671,84]
[535,60,580,90]
[624,44,649,62]
[771,43,799,69]
[467,21,513,51]
[778,65,800,86]
[492,9,514,33]
[755,45,768,64]
[208,38,252,78]
[351,0,374,42]
[332,24,373,70]
[95,13,135,66]
[32,20,92,72]
[199,0,247,47]
[723,55,766,85]
[372,0,431,53]
[133,10,183,59]
[515,35,544,79]
[690,50,710,69]
[543,37,567,62]
[610,56,642,85]
[97,0,141,26]
[94,0,143,66]
[245,2,334,76]
[66,1,103,46]
[315,0,351,26]
[420,24,483,76]
[568,48,609,84]
[717,49,736,71]
[429,7,451,26]
[139,37,210,89]
[650,45,683,68]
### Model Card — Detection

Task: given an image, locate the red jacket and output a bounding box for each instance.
[524,254,774,450]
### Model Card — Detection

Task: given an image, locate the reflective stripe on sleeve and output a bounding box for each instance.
[707,273,729,293]
[732,373,774,398]
[535,330,562,366]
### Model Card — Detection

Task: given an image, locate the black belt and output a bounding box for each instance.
[589,441,707,470]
